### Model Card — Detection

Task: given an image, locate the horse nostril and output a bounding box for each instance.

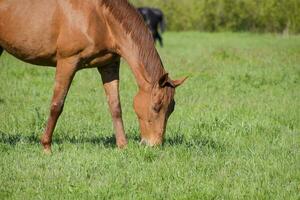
[139,138,147,145]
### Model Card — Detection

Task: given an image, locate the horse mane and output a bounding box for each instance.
[101,0,165,84]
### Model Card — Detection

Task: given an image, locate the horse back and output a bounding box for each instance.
[0,0,60,64]
[0,0,110,66]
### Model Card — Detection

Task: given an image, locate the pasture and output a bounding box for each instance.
[0,32,299,199]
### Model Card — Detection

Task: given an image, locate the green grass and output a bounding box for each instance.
[0,32,299,199]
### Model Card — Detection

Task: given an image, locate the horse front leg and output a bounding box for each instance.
[97,61,127,148]
[41,57,78,153]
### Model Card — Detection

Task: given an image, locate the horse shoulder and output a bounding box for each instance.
[57,2,112,60]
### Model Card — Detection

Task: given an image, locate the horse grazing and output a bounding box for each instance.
[0,0,186,152]
[138,7,165,47]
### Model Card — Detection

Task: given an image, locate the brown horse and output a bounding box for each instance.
[0,0,186,152]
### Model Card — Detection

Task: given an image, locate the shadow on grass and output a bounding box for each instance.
[0,130,224,151]
[0,130,117,148]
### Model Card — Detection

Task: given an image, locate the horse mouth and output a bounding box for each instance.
[139,138,163,146]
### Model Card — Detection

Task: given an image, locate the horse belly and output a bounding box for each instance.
[95,54,116,66]
[0,0,58,66]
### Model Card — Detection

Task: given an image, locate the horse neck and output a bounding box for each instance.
[100,0,166,91]
[118,39,166,91]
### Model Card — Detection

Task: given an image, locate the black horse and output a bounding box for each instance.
[138,7,165,47]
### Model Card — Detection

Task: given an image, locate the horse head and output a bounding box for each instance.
[134,73,187,146]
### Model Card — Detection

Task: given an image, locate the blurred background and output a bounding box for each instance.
[132,0,300,34]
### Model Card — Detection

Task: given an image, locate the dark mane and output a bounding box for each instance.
[101,0,165,83]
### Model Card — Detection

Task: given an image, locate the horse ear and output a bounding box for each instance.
[172,76,188,88]
[158,73,170,87]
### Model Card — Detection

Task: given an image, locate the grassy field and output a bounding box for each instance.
[0,32,299,199]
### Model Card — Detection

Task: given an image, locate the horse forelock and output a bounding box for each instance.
[101,0,165,84]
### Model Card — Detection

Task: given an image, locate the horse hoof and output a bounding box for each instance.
[43,148,52,155]
[116,139,128,149]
